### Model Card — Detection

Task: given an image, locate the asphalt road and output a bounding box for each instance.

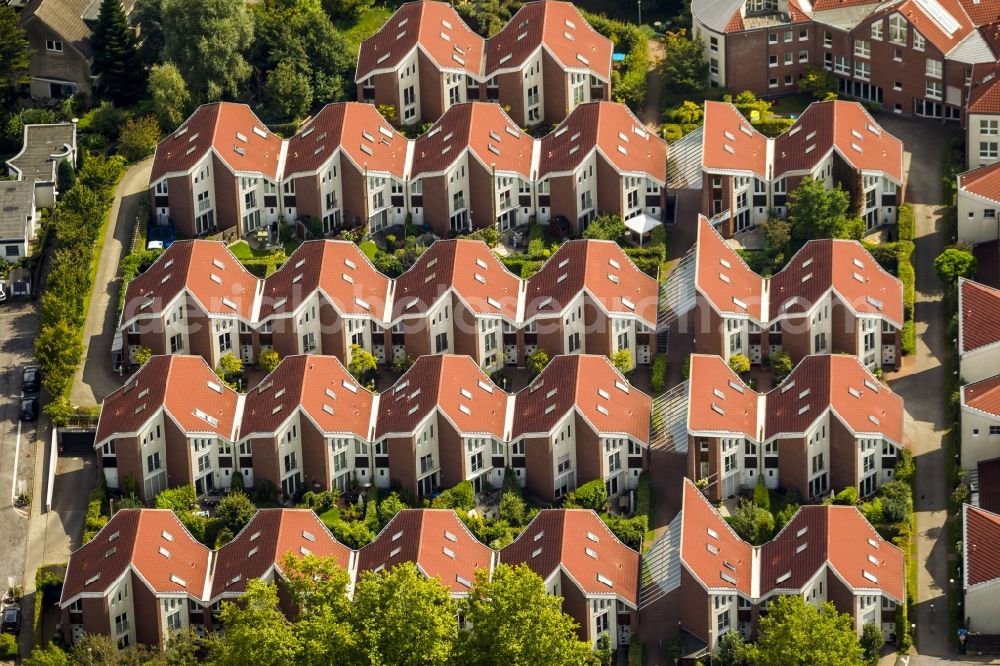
[0,301,42,647]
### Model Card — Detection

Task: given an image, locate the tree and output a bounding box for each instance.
[163,627,212,665]
[729,353,750,374]
[716,629,747,666]
[798,68,838,101]
[91,0,145,104]
[162,0,254,102]
[833,486,858,505]
[609,349,633,376]
[672,100,703,125]
[753,476,770,512]
[262,60,313,123]
[564,479,608,512]
[430,480,475,511]
[257,349,281,372]
[660,30,708,95]
[58,159,76,193]
[582,214,627,243]
[769,351,793,378]
[322,0,374,23]
[352,562,458,666]
[456,564,597,666]
[787,178,853,243]
[458,0,509,37]
[23,644,69,666]
[133,0,166,67]
[934,247,976,286]
[280,552,357,665]
[528,347,550,375]
[134,346,153,366]
[36,320,84,398]
[149,63,191,131]
[119,116,161,162]
[733,90,773,122]
[728,499,774,545]
[216,353,243,388]
[860,622,885,664]
[215,491,257,536]
[498,491,526,526]
[763,218,791,255]
[348,343,377,384]
[214,580,299,666]
[0,5,31,105]
[378,492,407,525]
[743,596,863,666]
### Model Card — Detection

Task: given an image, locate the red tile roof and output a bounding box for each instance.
[770,239,904,327]
[882,0,975,55]
[538,102,666,181]
[150,103,283,183]
[760,505,905,602]
[511,355,651,443]
[962,373,1000,417]
[259,240,391,320]
[357,509,494,594]
[356,1,484,81]
[121,240,259,325]
[694,216,765,321]
[391,239,520,320]
[765,355,903,443]
[500,509,639,605]
[700,102,768,179]
[240,356,374,439]
[686,355,761,437]
[61,509,211,604]
[964,504,1000,586]
[211,509,353,598]
[774,101,903,183]
[283,103,408,179]
[95,356,240,445]
[811,0,880,11]
[959,159,1000,205]
[411,103,533,178]
[486,1,612,79]
[375,355,508,438]
[679,480,754,594]
[959,278,1000,355]
[967,65,1000,115]
[524,239,658,325]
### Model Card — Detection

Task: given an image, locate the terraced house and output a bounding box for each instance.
[685,354,905,502]
[690,0,1000,121]
[355,0,612,126]
[94,353,649,502]
[640,480,905,658]
[148,100,666,239]
[673,100,903,238]
[119,237,659,370]
[693,216,904,369]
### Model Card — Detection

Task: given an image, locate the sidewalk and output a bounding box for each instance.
[70,158,152,407]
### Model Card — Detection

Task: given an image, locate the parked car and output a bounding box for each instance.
[21,365,40,393]
[19,396,38,422]
[1,605,21,634]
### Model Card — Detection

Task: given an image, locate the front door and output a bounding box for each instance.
[637,344,650,365]
[882,344,896,367]
[617,623,631,647]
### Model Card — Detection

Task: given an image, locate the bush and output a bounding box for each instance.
[770,351,793,377]
[430,481,475,511]
[753,477,771,511]
[861,497,884,524]
[118,115,161,162]
[728,500,774,545]
[582,214,627,243]
[833,486,858,505]
[461,226,499,247]
[636,471,652,519]
[0,633,17,660]
[601,513,647,549]
[897,204,914,242]
[775,501,800,530]
[650,354,667,394]
[729,354,750,374]
[358,240,377,259]
[752,118,795,137]
[901,320,916,356]
[564,479,608,512]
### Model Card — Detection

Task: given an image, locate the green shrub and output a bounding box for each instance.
[897,204,914,242]
[430,481,475,511]
[601,513,646,549]
[636,471,652,519]
[901,320,916,356]
[775,502,799,530]
[118,115,161,162]
[753,477,771,511]
[0,633,17,660]
[833,486,858,505]
[752,118,795,137]
[650,354,667,394]
[358,240,377,259]
[628,640,643,666]
[861,497,884,524]
[564,479,608,512]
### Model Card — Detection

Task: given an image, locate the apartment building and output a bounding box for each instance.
[282,102,409,235]
[537,102,667,235]
[694,215,903,369]
[510,355,650,501]
[356,0,612,127]
[691,0,994,121]
[410,102,534,235]
[678,100,903,237]
[94,356,241,501]
[149,100,665,240]
[119,237,659,370]
[685,354,904,502]
[963,503,1000,636]
[500,510,639,649]
[59,508,355,648]
[356,509,496,595]
[641,480,905,657]
[149,103,284,238]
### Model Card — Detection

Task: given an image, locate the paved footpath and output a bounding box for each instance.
[880,116,955,658]
[70,158,152,407]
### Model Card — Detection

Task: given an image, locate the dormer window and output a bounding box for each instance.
[746,0,777,14]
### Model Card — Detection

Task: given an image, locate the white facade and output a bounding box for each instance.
[968,113,1000,170]
[957,185,1000,246]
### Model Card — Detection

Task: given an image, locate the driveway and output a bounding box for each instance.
[880,115,960,658]
[70,157,152,407]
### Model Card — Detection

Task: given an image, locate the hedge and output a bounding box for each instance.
[752,118,795,137]
[902,320,916,356]
[897,204,914,242]
[650,354,667,394]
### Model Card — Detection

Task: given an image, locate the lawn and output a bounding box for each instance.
[318,506,342,531]
[342,7,393,55]
[228,240,273,260]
